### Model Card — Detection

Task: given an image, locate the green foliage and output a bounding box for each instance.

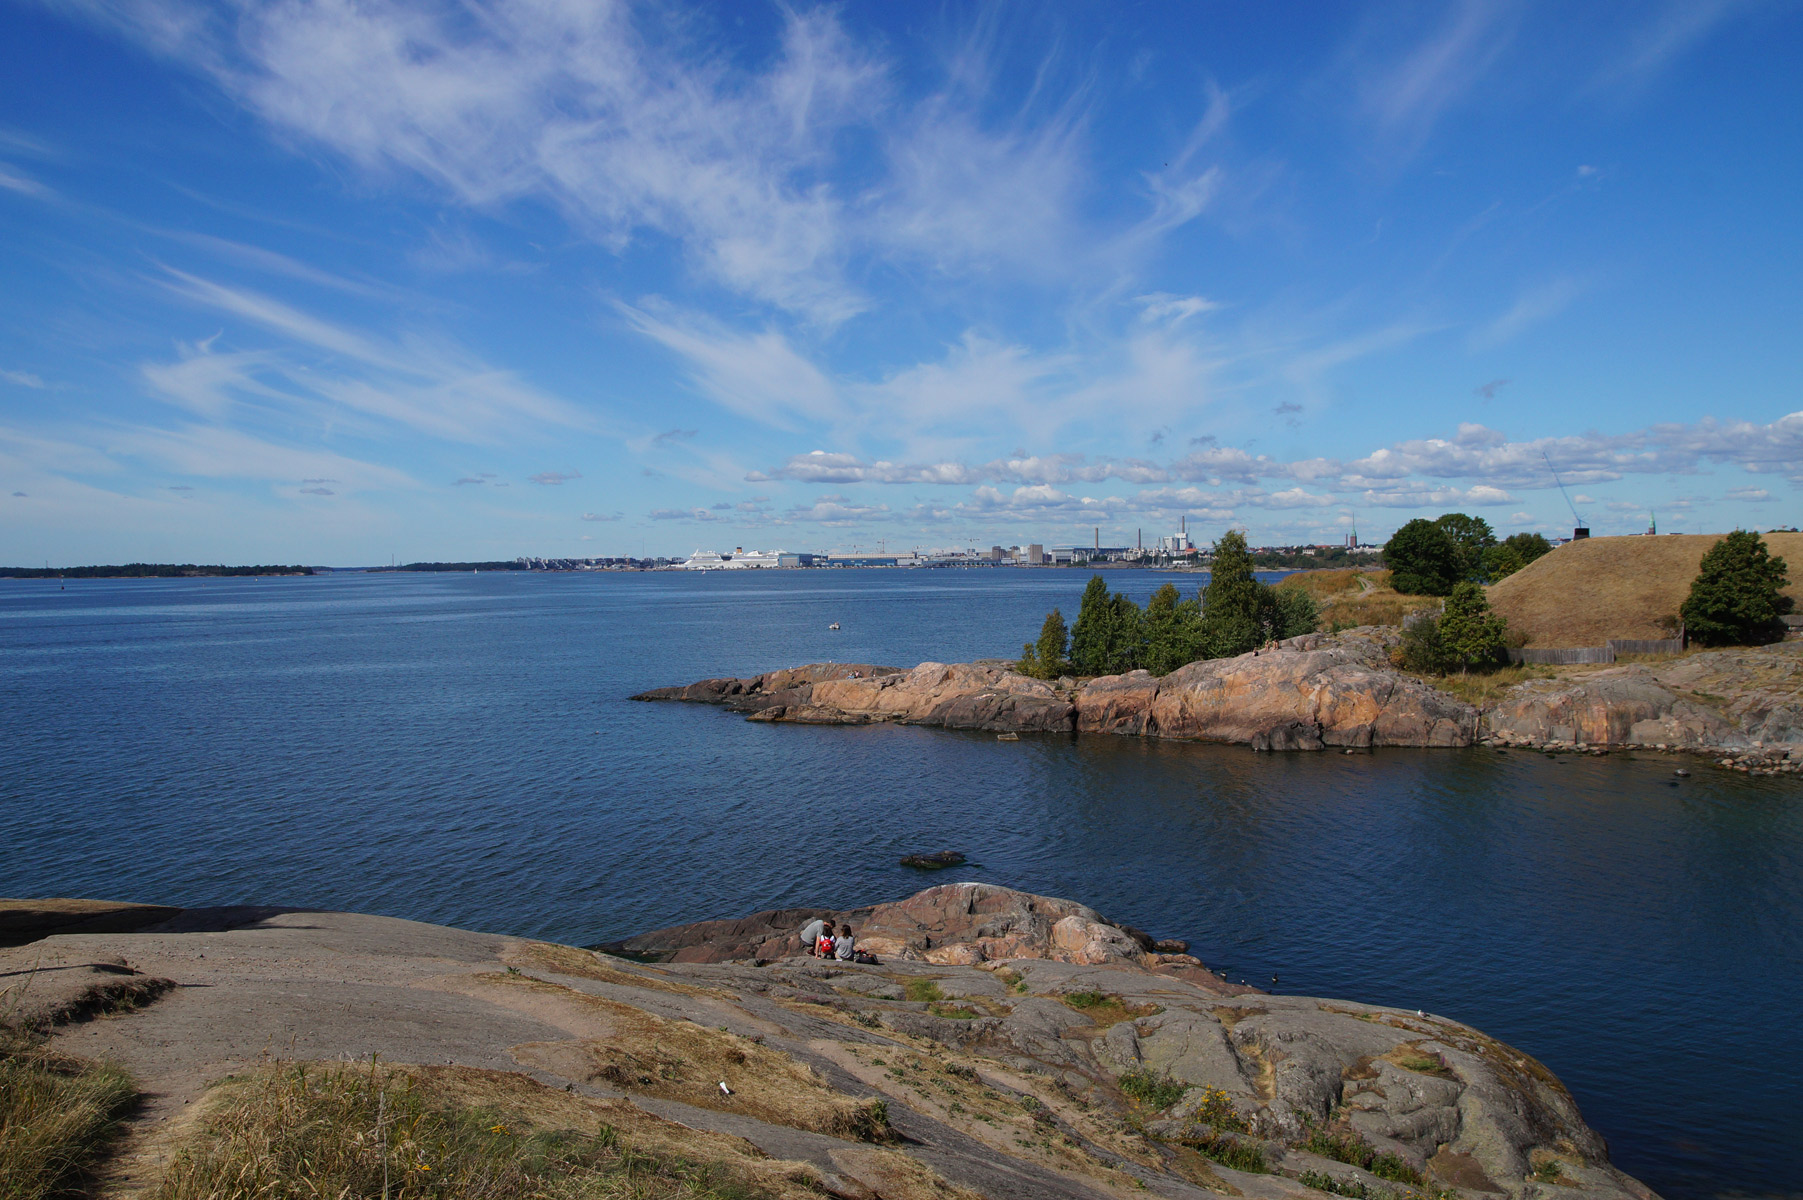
[1181,1130,1268,1173]
[1484,532,1552,580]
[1273,585,1321,639]
[1384,519,1461,595]
[1200,531,1279,656]
[902,979,945,1003]
[1118,1068,1190,1111]
[1680,530,1793,646]
[1017,607,1070,679]
[1433,513,1496,581]
[1142,583,1206,675]
[1437,582,1509,671]
[1397,615,1452,674]
[1069,576,1116,675]
[1299,1129,1424,1186]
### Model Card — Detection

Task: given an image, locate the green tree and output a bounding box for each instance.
[1017,607,1069,679]
[1438,582,1509,671]
[1109,592,1145,673]
[1068,576,1112,674]
[1396,614,1452,674]
[1199,531,1277,656]
[1384,519,1461,595]
[1434,513,1497,581]
[1484,532,1552,581]
[1272,585,1320,640]
[1142,583,1205,675]
[1680,531,1793,646]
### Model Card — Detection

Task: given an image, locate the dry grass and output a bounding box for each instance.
[489,975,890,1141]
[1486,532,1803,648]
[1411,664,1559,707]
[0,1027,138,1200]
[151,1060,822,1200]
[1278,568,1440,630]
[502,941,721,998]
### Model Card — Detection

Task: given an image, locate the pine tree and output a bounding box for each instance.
[1199,531,1276,657]
[1272,585,1320,640]
[1680,531,1792,646]
[1438,582,1508,671]
[1021,608,1069,678]
[1142,583,1205,675]
[1108,592,1145,673]
[1068,576,1114,674]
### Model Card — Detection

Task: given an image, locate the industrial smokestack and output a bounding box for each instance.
[1094,527,1099,549]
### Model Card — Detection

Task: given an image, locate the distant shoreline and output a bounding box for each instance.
[0,563,314,579]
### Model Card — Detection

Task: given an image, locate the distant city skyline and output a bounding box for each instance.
[3,2,1802,564]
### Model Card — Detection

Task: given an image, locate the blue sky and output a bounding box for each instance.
[2,0,1801,564]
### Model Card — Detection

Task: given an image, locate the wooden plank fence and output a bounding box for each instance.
[1606,638,1685,656]
[1506,637,1684,665]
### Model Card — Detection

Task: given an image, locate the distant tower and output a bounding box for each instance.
[1648,512,1657,536]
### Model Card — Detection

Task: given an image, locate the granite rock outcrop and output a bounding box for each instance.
[634,630,1480,749]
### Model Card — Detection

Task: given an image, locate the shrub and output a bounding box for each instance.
[1437,582,1509,672]
[1300,1129,1423,1186]
[1117,1068,1189,1111]
[1017,608,1070,679]
[1680,530,1793,646]
[1396,615,1451,674]
[1181,1129,1267,1173]
[902,978,945,1004]
[1188,1085,1247,1132]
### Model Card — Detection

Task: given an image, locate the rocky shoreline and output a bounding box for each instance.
[4,885,1659,1199]
[633,630,1803,764]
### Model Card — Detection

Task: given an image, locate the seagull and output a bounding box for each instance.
[719,1081,733,1096]
[1416,1009,1425,1018]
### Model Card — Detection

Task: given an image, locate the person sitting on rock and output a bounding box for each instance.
[817,926,837,958]
[833,924,856,961]
[799,917,827,956]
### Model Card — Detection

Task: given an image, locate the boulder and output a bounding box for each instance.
[603,883,1183,973]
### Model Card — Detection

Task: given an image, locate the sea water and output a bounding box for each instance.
[2,569,1797,1200]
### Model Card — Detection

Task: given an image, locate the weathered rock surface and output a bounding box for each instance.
[1481,642,1803,757]
[605,883,1218,982]
[5,887,1659,1200]
[634,630,1480,749]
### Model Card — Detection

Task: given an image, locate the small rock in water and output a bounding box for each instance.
[900,850,967,870]
[996,732,1020,741]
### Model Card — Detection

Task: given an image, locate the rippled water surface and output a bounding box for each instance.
[3,570,1798,1199]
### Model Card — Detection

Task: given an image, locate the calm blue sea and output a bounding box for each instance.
[2,570,1798,1200]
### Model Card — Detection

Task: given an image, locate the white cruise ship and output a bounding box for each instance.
[681,547,788,570]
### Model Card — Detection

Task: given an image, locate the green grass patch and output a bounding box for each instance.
[1300,1130,1423,1186]
[1060,990,1158,1029]
[1117,1068,1189,1111]
[926,1002,978,1020]
[902,978,945,1004]
[1179,1129,1266,1174]
[0,1026,138,1200]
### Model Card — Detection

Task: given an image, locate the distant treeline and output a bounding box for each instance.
[0,563,313,578]
[375,562,527,572]
[1249,546,1378,570]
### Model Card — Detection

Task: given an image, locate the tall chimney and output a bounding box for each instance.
[1094,527,1099,549]
[1182,515,1186,536]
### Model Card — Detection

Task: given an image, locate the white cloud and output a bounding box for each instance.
[622,304,838,430]
[0,369,47,389]
[0,162,53,199]
[1471,277,1588,350]
[582,511,623,521]
[529,470,580,485]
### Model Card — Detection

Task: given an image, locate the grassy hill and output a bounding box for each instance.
[1485,533,1803,648]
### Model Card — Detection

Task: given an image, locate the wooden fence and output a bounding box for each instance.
[1506,637,1684,665]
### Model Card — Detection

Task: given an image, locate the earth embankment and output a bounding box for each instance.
[1485,532,1803,648]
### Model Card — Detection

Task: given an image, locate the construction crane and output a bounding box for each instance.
[1543,451,1589,540]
